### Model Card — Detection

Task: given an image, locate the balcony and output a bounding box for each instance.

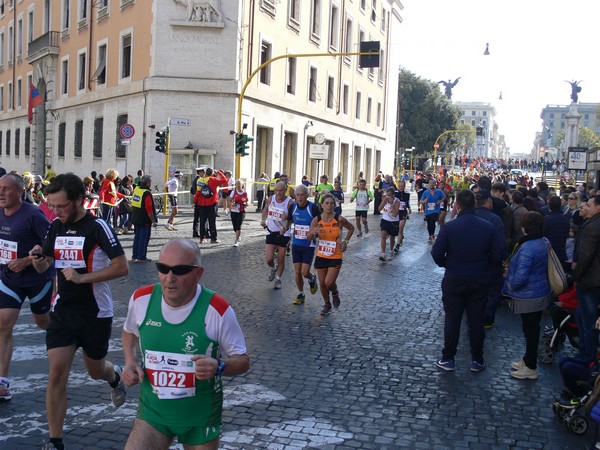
[26,31,60,64]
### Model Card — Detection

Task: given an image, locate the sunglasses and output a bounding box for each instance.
[155,263,200,276]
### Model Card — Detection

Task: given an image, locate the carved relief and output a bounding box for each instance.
[173,0,223,23]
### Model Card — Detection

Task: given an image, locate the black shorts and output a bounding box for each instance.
[230,212,245,231]
[380,219,400,236]
[168,194,178,207]
[314,256,342,270]
[221,191,229,199]
[266,231,291,248]
[0,280,52,314]
[355,210,368,218]
[292,245,316,265]
[46,311,113,360]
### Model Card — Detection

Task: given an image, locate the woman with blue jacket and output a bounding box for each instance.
[502,211,551,380]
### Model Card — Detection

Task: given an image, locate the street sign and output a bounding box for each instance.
[119,123,135,139]
[433,144,440,149]
[120,139,131,146]
[309,144,330,160]
[171,117,191,126]
[567,147,587,171]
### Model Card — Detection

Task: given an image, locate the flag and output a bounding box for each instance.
[28,83,43,124]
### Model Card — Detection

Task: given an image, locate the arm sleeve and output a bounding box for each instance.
[144,193,154,217]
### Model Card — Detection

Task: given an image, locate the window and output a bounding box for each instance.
[310,0,321,41]
[121,33,131,79]
[14,128,19,156]
[16,78,21,107]
[359,0,365,11]
[78,51,86,91]
[43,0,50,34]
[58,122,66,157]
[27,10,34,43]
[483,111,487,116]
[371,0,377,22]
[328,3,339,51]
[355,91,361,119]
[93,43,107,84]
[17,18,22,58]
[381,8,387,32]
[0,0,4,16]
[61,58,69,95]
[259,41,271,85]
[5,129,10,155]
[8,81,12,109]
[0,32,4,68]
[0,131,2,155]
[74,120,83,157]
[78,0,87,20]
[288,0,300,28]
[342,84,348,115]
[93,117,103,157]
[308,66,317,102]
[366,97,372,123]
[378,48,385,83]
[261,0,276,16]
[62,0,70,30]
[357,29,365,71]
[376,102,381,126]
[24,127,30,156]
[286,56,296,95]
[326,76,334,109]
[0,85,3,110]
[115,113,127,158]
[343,17,352,64]
[8,25,13,64]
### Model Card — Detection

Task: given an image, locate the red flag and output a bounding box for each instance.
[28,83,43,124]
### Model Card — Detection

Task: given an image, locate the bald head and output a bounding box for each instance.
[160,238,202,266]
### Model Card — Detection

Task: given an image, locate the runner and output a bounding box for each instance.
[164,170,182,231]
[420,179,446,243]
[289,184,320,305]
[30,173,129,450]
[308,194,354,315]
[261,181,294,289]
[0,174,54,401]
[378,187,401,261]
[227,179,248,247]
[393,180,411,252]
[350,179,373,237]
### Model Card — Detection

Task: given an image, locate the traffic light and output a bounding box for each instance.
[359,41,381,68]
[155,130,168,153]
[475,126,484,136]
[235,132,254,156]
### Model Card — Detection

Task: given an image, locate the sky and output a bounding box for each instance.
[394,0,600,156]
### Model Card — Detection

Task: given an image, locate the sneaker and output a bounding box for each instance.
[511,359,525,370]
[170,224,178,231]
[286,246,291,256]
[428,235,434,244]
[484,322,495,329]
[332,291,340,309]
[293,293,305,305]
[0,380,12,401]
[435,358,455,371]
[308,273,318,295]
[274,278,282,289]
[320,302,333,316]
[356,232,363,238]
[110,365,127,407]
[210,239,221,244]
[268,266,277,281]
[233,240,239,247]
[509,365,538,380]
[470,360,486,372]
[364,223,369,234]
[116,227,123,235]
[379,253,386,262]
[393,244,400,253]
[41,442,61,450]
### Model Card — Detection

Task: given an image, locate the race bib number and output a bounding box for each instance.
[145,350,196,399]
[54,237,86,268]
[230,202,240,213]
[0,239,17,264]
[383,204,391,214]
[318,239,337,257]
[427,202,436,211]
[399,201,406,210]
[294,224,309,240]
[268,207,286,221]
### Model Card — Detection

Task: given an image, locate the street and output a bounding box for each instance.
[0,200,591,450]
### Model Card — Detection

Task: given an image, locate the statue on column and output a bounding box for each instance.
[565,80,582,103]
[438,78,461,100]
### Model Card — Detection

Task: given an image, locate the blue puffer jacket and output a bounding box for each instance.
[502,235,551,300]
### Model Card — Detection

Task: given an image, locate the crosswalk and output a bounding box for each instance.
[3,311,354,449]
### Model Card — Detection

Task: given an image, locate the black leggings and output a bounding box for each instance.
[521,310,543,370]
[425,213,439,237]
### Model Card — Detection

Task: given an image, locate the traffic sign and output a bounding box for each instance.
[119,123,135,139]
[567,147,587,171]
[120,139,131,146]
[433,143,440,149]
[171,117,191,126]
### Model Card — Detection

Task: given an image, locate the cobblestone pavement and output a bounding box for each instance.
[0,199,592,449]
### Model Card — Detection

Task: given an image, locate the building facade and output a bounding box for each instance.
[454,101,507,160]
[0,0,403,195]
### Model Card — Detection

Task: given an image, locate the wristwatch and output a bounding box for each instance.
[216,358,226,377]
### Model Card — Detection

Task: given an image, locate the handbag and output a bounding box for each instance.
[545,238,567,296]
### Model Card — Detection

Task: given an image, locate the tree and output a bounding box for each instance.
[396,68,461,158]
[554,126,600,149]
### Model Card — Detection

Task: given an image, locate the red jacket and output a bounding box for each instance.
[193,171,227,206]
[98,178,125,206]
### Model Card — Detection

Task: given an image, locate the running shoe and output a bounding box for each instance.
[356,232,363,238]
[379,253,386,261]
[393,244,400,254]
[110,365,127,407]
[435,358,455,371]
[210,240,221,244]
[268,266,277,281]
[293,293,305,305]
[274,278,282,289]
[332,291,341,309]
[233,240,239,247]
[308,273,318,295]
[320,302,333,315]
[470,360,486,372]
[0,380,12,401]
[511,359,525,370]
[286,245,291,256]
[41,442,61,450]
[509,366,538,380]
[364,223,369,234]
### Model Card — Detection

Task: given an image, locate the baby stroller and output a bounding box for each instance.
[538,286,579,364]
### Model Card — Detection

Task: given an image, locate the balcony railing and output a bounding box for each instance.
[26,31,60,63]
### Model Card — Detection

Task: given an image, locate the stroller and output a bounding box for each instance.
[538,286,579,364]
